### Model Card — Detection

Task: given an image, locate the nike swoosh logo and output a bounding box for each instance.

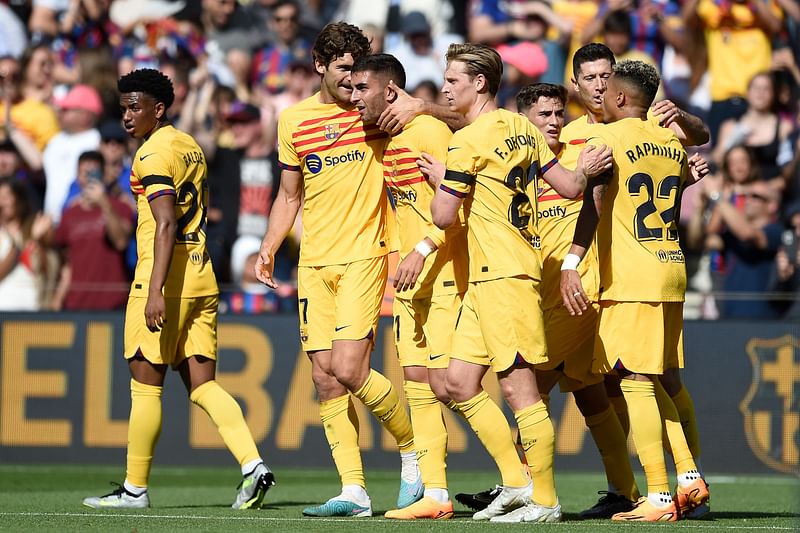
[139,153,156,161]
[429,353,446,361]
[447,147,459,152]
[334,325,350,332]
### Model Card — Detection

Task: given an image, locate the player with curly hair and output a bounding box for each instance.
[82,68,274,511]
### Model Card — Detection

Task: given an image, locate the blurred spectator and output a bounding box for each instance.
[496,41,549,108]
[42,83,101,223]
[250,0,313,97]
[707,179,784,318]
[582,0,684,67]
[201,0,262,58]
[684,0,784,141]
[221,234,286,314]
[78,45,123,118]
[771,201,800,317]
[387,11,450,92]
[0,176,50,310]
[207,102,278,283]
[52,150,133,310]
[410,79,440,103]
[269,61,317,117]
[19,42,56,107]
[62,120,133,210]
[602,9,665,99]
[713,72,793,184]
[0,53,57,153]
[0,4,28,59]
[469,0,570,50]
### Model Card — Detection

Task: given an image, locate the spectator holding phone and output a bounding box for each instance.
[51,150,134,310]
[772,201,800,317]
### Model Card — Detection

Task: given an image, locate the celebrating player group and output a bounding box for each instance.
[82,19,712,524]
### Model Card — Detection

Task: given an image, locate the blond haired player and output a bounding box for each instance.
[255,23,420,517]
[83,69,273,510]
[561,60,710,521]
[350,53,468,521]
[428,42,612,523]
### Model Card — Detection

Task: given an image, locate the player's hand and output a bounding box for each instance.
[377,81,423,135]
[579,144,613,178]
[394,250,426,292]
[255,245,278,288]
[417,152,446,188]
[145,291,166,332]
[561,269,588,316]
[688,152,710,185]
[651,99,682,128]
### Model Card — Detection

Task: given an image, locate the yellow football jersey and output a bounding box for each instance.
[385,115,468,299]
[129,125,217,298]
[278,93,390,267]
[535,115,604,309]
[588,117,688,302]
[442,109,556,282]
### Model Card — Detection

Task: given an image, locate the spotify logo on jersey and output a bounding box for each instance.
[306,154,323,174]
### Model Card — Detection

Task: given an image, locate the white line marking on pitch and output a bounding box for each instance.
[0,512,797,529]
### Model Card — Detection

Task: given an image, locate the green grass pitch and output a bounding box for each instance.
[0,465,798,532]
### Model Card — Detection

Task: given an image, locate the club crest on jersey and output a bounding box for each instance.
[740,335,799,475]
[324,123,341,140]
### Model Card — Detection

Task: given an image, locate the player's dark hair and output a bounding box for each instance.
[446,43,503,97]
[352,53,407,90]
[612,60,660,107]
[78,150,105,168]
[572,43,615,79]
[117,68,175,110]
[312,22,371,68]
[516,83,567,113]
[603,9,632,36]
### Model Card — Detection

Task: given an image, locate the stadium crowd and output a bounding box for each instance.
[0,0,798,319]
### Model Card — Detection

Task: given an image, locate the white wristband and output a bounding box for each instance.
[414,240,435,258]
[561,253,581,271]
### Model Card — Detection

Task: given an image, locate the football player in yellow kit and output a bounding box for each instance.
[429,42,612,523]
[350,53,468,520]
[561,60,710,521]
[82,69,273,510]
[255,23,420,517]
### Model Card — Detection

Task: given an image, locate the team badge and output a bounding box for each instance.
[740,335,799,475]
[324,123,340,140]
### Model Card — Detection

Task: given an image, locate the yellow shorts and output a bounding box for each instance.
[393,292,463,369]
[536,303,603,393]
[124,295,218,368]
[297,255,388,352]
[593,301,684,375]
[451,276,547,373]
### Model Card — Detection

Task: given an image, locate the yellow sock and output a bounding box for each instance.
[670,385,701,459]
[457,391,529,488]
[620,379,670,494]
[126,379,163,487]
[320,394,364,487]
[608,394,630,436]
[585,407,639,501]
[404,381,448,490]
[353,369,414,453]
[654,381,697,475]
[190,380,260,466]
[515,401,557,507]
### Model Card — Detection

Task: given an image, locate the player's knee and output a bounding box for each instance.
[311,365,339,394]
[430,381,451,404]
[331,362,367,392]
[445,373,475,403]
